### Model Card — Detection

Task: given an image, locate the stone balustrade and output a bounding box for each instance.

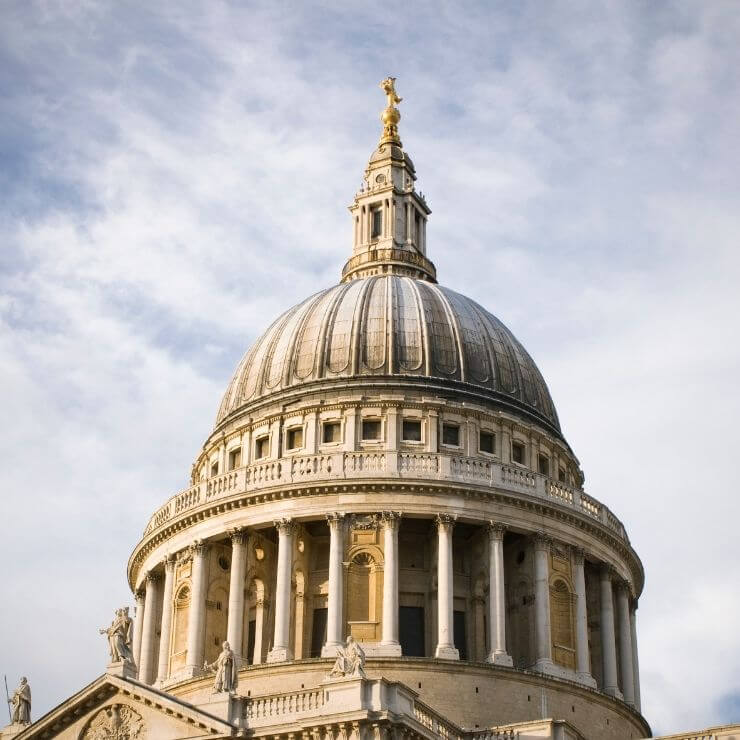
[143,451,628,542]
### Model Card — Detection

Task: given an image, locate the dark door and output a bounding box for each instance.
[454,610,467,660]
[399,606,425,656]
[310,607,328,658]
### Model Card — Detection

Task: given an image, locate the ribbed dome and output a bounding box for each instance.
[216,275,560,433]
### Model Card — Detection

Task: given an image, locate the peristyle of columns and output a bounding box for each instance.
[268,518,295,663]
[533,533,554,672]
[599,564,622,699]
[226,528,249,666]
[434,514,459,659]
[380,512,402,655]
[487,522,512,666]
[322,513,346,657]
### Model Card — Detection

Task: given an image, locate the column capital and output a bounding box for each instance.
[487,521,507,541]
[189,539,209,558]
[274,517,296,535]
[145,570,160,585]
[326,512,345,526]
[134,588,145,603]
[571,546,586,566]
[228,527,249,546]
[380,511,402,530]
[600,562,616,581]
[533,531,552,551]
[435,513,457,531]
[162,553,177,571]
[615,577,633,596]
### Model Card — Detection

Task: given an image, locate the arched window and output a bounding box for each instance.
[170,585,190,673]
[347,551,380,642]
[550,578,576,669]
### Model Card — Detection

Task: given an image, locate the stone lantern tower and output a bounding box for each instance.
[8,79,650,740]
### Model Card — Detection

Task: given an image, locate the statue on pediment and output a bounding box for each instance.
[100,607,134,665]
[9,677,31,725]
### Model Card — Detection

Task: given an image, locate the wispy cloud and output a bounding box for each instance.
[1,1,739,733]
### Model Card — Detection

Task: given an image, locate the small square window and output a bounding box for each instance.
[402,419,422,442]
[479,431,495,455]
[442,423,460,447]
[538,453,550,476]
[228,448,241,470]
[558,466,567,483]
[322,421,341,444]
[511,441,525,465]
[255,436,269,460]
[362,419,382,441]
[287,427,303,450]
[210,461,219,477]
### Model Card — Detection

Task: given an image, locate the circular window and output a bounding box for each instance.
[375,173,386,184]
[218,555,230,571]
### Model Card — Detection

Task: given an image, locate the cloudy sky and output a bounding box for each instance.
[1,1,739,735]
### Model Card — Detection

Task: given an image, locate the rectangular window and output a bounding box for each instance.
[512,440,525,465]
[558,466,567,483]
[310,608,328,658]
[255,436,269,459]
[210,461,219,477]
[538,453,550,476]
[399,606,426,657]
[362,419,382,440]
[442,423,460,447]
[402,419,422,442]
[453,610,468,661]
[479,431,495,455]
[228,448,241,470]
[286,427,303,450]
[371,208,382,239]
[322,421,341,444]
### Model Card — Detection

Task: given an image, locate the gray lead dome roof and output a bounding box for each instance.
[216,275,561,434]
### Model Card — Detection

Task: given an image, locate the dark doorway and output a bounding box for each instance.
[400,606,425,656]
[247,619,256,663]
[454,610,468,660]
[310,607,328,658]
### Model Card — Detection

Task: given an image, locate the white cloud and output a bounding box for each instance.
[1,1,739,733]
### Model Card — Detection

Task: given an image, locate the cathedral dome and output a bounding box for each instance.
[216,276,561,434]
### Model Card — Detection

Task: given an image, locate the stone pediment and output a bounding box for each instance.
[7,672,234,739]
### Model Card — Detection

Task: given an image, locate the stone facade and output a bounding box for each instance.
[3,80,662,740]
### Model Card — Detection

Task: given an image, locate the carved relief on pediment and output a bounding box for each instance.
[79,703,144,739]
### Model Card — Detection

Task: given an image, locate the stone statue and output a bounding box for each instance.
[99,607,134,664]
[328,636,366,679]
[10,677,31,725]
[203,641,238,693]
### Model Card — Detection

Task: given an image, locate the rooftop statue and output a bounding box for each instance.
[99,607,134,665]
[9,676,31,726]
[379,77,402,145]
[204,641,238,694]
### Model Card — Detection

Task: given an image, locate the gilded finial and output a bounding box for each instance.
[379,77,402,146]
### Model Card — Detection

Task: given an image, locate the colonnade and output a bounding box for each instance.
[131,514,641,712]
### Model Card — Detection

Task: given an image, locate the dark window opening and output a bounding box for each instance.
[255,436,269,459]
[210,461,219,477]
[442,423,460,447]
[322,422,341,444]
[512,441,525,465]
[228,448,241,470]
[310,608,328,658]
[287,427,303,450]
[371,208,382,239]
[454,610,467,660]
[558,466,567,483]
[402,419,422,441]
[362,419,381,440]
[479,431,495,455]
[247,619,256,664]
[538,453,550,476]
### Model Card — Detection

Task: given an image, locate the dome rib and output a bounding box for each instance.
[215,276,562,434]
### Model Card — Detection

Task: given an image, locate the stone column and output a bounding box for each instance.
[268,518,295,662]
[487,523,513,665]
[185,541,209,676]
[533,533,554,672]
[227,528,249,665]
[616,580,636,706]
[132,589,145,673]
[572,548,596,687]
[252,597,265,665]
[155,555,177,684]
[322,513,345,656]
[139,571,161,684]
[630,601,642,713]
[380,512,402,655]
[434,514,459,659]
[599,564,622,698]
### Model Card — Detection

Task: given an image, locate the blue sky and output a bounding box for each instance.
[1,1,739,735]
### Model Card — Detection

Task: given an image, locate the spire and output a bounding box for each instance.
[341,79,437,284]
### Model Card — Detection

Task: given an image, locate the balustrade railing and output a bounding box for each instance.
[143,450,628,544]
[244,688,324,724]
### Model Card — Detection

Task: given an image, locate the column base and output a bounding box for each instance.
[369,642,402,657]
[576,671,598,689]
[321,642,343,658]
[168,664,206,683]
[434,644,460,660]
[487,651,513,667]
[267,646,293,663]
